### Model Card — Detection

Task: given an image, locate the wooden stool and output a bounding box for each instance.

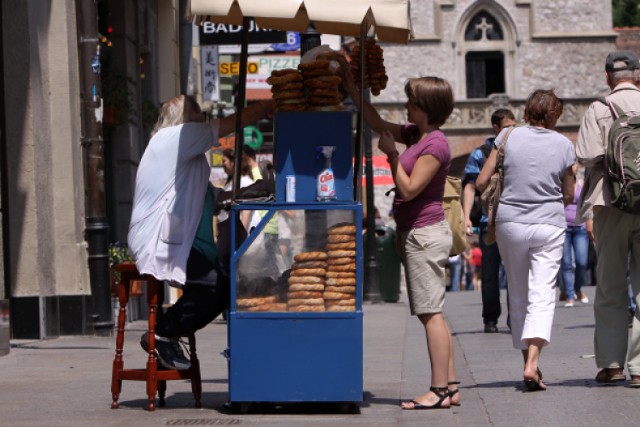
[110,263,202,411]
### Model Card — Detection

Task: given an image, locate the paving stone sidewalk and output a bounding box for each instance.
[0,285,637,426]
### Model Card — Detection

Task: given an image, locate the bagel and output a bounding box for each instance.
[326,278,357,286]
[271,82,303,91]
[327,234,356,243]
[271,68,301,77]
[327,263,357,272]
[324,285,356,294]
[287,291,323,299]
[308,88,340,97]
[307,105,344,112]
[326,241,356,250]
[276,97,306,105]
[287,297,325,306]
[273,90,305,100]
[288,276,324,284]
[292,260,328,269]
[288,305,325,312]
[328,223,357,234]
[294,251,328,262]
[298,60,330,70]
[288,283,325,292]
[326,305,356,312]
[323,291,354,300]
[330,298,357,306]
[290,267,326,277]
[327,257,357,265]
[237,296,279,308]
[327,250,357,258]
[326,271,357,278]
[267,72,303,85]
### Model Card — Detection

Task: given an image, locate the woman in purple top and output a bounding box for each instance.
[343,74,458,409]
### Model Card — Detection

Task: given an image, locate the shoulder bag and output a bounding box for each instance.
[480,126,515,245]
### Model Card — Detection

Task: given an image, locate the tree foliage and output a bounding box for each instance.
[613,0,640,27]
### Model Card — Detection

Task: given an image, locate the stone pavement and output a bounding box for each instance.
[1,285,638,426]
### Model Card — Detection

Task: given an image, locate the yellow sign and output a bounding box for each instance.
[219,62,259,75]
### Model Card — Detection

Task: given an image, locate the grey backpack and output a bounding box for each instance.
[603,99,640,213]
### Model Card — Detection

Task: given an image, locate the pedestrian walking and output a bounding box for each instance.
[462,109,516,333]
[560,163,590,307]
[576,50,640,387]
[342,73,460,409]
[477,89,576,392]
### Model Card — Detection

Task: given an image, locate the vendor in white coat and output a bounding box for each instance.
[128,94,273,370]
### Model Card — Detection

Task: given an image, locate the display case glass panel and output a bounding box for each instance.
[234,208,359,313]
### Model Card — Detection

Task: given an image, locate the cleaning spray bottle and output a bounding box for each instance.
[316,146,337,201]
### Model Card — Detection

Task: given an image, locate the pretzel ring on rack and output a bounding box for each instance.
[288,283,325,292]
[290,268,326,277]
[298,60,330,70]
[326,241,356,250]
[288,276,324,284]
[294,251,328,262]
[267,72,303,85]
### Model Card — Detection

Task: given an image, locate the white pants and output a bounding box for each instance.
[496,222,565,350]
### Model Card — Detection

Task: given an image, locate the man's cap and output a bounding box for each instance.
[605,50,640,72]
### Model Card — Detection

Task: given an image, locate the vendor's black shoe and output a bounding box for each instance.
[484,322,499,333]
[140,331,191,371]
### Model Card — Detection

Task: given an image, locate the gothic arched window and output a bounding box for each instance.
[464,11,503,42]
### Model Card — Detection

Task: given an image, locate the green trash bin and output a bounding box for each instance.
[364,225,401,302]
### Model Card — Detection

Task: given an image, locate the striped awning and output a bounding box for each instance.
[189,0,412,44]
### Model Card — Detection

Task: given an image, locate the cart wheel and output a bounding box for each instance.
[238,402,251,414]
[337,402,359,414]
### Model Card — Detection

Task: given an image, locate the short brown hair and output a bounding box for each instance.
[404,77,454,127]
[524,89,563,128]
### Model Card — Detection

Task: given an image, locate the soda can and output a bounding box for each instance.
[286,175,296,202]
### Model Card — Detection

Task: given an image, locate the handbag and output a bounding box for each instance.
[480,126,515,245]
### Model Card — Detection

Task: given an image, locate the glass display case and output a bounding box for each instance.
[226,112,364,404]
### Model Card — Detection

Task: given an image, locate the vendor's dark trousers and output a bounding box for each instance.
[156,248,230,338]
[480,226,503,325]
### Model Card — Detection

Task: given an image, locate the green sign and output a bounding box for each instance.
[244,125,263,150]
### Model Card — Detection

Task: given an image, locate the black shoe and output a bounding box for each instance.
[484,322,498,333]
[140,331,191,370]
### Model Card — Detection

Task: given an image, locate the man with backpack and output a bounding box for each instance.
[462,109,516,333]
[576,50,640,387]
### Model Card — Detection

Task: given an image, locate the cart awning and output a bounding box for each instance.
[189,0,412,44]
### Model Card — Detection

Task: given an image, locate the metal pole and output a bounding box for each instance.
[76,0,112,335]
[232,17,251,201]
[361,28,381,304]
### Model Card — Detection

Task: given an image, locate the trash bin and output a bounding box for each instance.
[364,225,401,302]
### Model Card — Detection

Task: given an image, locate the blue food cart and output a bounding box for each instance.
[189,0,412,410]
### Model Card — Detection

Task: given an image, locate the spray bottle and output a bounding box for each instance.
[316,146,337,201]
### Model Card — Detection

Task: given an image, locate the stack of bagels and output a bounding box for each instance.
[266,69,306,112]
[287,251,328,312]
[299,59,343,112]
[237,296,287,312]
[350,38,388,96]
[324,223,357,311]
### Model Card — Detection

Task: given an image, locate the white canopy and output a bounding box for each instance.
[189,0,412,44]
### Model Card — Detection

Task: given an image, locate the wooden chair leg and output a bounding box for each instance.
[111,274,130,409]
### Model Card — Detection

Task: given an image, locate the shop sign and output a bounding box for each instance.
[200,45,220,101]
[199,20,287,45]
[219,62,259,75]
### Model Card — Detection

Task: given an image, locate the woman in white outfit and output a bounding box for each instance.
[477,89,575,391]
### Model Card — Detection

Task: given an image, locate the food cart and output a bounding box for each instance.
[188,0,412,410]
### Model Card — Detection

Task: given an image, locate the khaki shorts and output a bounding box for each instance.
[398,220,452,315]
